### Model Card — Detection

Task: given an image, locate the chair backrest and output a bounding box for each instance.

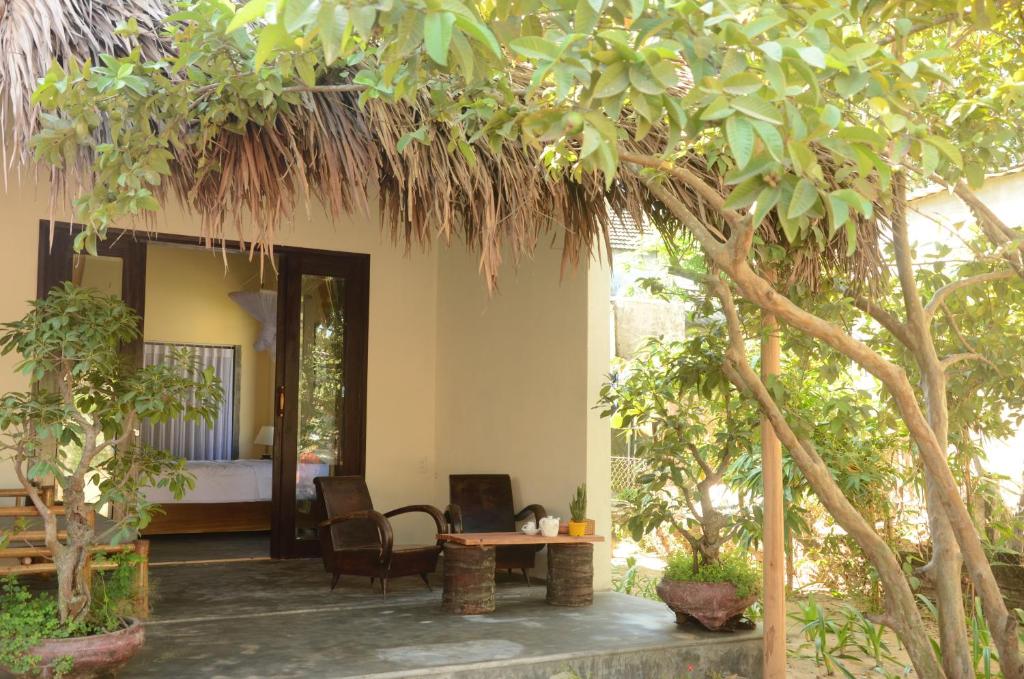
[314,476,380,549]
[449,474,516,532]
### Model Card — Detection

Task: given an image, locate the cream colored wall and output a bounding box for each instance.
[0,174,612,567]
[143,244,270,459]
[434,241,613,589]
[0,178,440,545]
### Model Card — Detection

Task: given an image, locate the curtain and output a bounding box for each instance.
[140,343,237,461]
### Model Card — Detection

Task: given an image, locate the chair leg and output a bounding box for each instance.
[381,577,389,597]
[330,572,341,591]
[507,568,513,577]
[420,573,432,591]
[370,577,375,588]
[521,568,530,586]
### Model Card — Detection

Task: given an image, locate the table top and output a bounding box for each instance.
[438,532,605,546]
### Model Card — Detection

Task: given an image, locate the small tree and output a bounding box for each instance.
[601,330,758,569]
[0,283,221,624]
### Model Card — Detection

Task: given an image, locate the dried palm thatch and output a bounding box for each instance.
[0,1,884,291]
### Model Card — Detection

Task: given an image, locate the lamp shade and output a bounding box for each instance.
[254,425,275,447]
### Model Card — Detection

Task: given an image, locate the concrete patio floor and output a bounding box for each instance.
[124,558,762,678]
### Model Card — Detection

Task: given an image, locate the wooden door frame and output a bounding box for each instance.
[272,250,370,559]
[37,221,371,560]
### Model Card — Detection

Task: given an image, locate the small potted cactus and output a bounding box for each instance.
[567,484,589,537]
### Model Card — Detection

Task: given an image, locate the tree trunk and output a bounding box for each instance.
[706,277,946,678]
[889,182,974,679]
[56,480,95,624]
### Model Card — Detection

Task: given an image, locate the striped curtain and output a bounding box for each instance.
[140,343,237,461]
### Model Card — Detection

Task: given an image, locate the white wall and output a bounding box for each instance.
[908,170,1024,504]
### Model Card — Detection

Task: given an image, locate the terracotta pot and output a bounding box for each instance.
[656,578,756,631]
[9,619,145,679]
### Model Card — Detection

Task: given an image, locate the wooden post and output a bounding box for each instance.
[546,543,594,607]
[761,308,786,678]
[132,540,150,620]
[442,544,496,614]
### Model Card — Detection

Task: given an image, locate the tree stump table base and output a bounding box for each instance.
[546,543,594,607]
[442,544,496,614]
[439,533,602,614]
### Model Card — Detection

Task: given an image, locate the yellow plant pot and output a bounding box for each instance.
[568,520,587,537]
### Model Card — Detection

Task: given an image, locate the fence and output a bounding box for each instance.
[611,456,649,495]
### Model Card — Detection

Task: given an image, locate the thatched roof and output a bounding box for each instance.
[0,1,884,290]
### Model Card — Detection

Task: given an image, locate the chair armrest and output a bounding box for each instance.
[384,505,446,538]
[319,510,394,562]
[515,504,547,524]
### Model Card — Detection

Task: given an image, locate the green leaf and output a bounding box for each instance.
[723,176,764,209]
[722,73,762,95]
[593,61,629,98]
[924,134,964,169]
[318,4,349,64]
[424,12,456,66]
[226,0,272,34]
[725,115,755,169]
[797,45,826,69]
[254,23,289,69]
[731,94,782,125]
[752,185,780,227]
[750,119,784,161]
[629,63,665,95]
[965,163,985,189]
[788,178,818,219]
[452,14,501,58]
[283,0,320,33]
[759,41,783,62]
[509,36,560,61]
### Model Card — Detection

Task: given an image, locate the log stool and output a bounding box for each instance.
[546,543,594,606]
[442,544,496,614]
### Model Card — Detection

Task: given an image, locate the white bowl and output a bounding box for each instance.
[521,527,540,535]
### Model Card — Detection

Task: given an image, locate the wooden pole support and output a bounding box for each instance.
[546,543,593,607]
[442,544,496,614]
[761,307,786,678]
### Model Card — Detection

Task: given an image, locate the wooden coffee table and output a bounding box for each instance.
[437,532,604,614]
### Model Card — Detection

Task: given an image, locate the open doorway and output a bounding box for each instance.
[37,224,370,564]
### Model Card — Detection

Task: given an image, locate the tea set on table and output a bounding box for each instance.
[521,516,560,537]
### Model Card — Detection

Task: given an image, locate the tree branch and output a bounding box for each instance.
[924,270,1016,320]
[849,292,916,349]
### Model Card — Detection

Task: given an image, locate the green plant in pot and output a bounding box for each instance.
[0,283,221,677]
[656,550,761,631]
[568,484,589,537]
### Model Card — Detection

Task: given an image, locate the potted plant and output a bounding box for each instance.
[0,283,221,677]
[567,484,589,536]
[655,549,761,631]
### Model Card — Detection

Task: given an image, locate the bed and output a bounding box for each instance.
[141,457,332,535]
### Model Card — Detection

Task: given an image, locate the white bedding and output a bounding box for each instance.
[145,459,274,504]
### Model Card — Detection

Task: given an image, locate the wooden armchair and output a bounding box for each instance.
[445,474,546,583]
[314,476,445,595]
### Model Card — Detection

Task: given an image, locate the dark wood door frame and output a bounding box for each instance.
[37,221,371,560]
[272,250,370,559]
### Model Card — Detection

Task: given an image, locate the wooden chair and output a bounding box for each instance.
[445,474,546,583]
[314,476,445,595]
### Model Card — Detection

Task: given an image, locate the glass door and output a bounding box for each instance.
[271,252,369,558]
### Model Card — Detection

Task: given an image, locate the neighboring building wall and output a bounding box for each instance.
[908,169,1024,505]
[434,242,613,589]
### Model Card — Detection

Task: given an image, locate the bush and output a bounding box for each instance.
[663,550,762,599]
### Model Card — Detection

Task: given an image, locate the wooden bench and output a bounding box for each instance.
[1,487,150,619]
[437,532,604,614]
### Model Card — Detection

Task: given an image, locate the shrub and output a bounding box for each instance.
[663,550,762,599]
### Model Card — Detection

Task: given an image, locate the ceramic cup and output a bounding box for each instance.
[521,520,537,533]
[539,516,560,537]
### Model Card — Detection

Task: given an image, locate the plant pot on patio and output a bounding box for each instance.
[656,579,756,631]
[3,619,145,679]
[655,550,760,632]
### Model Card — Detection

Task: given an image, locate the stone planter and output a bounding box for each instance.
[8,619,145,679]
[656,579,756,631]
